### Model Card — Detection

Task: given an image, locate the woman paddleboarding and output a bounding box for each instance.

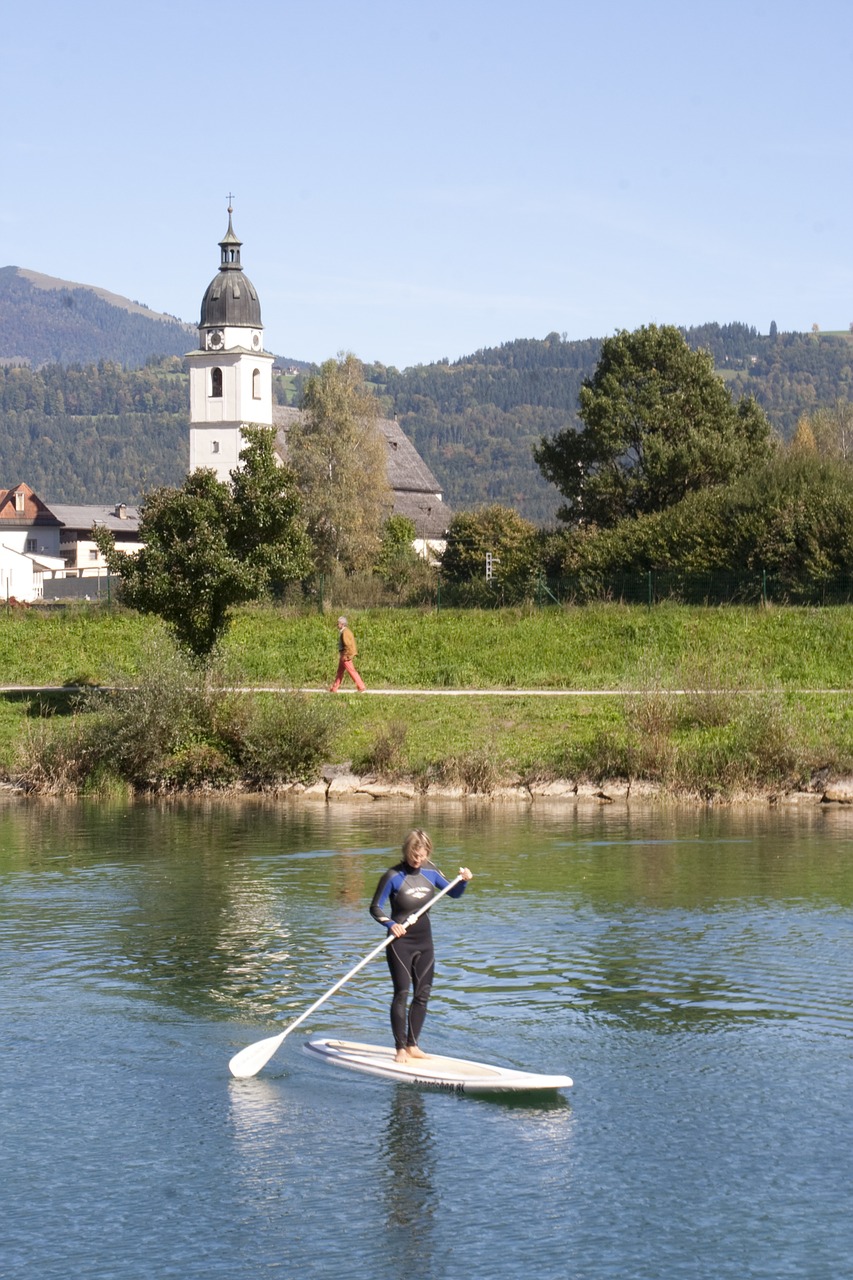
[369,829,473,1063]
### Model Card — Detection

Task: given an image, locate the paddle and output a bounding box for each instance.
[228,871,466,1079]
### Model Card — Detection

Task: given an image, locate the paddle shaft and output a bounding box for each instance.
[228,872,465,1078]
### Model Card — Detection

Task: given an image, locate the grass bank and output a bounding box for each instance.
[2,602,852,799]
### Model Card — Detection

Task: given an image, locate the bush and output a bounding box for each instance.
[432,748,504,794]
[222,692,341,787]
[356,720,409,776]
[15,638,342,794]
[81,642,221,785]
[15,717,104,795]
[545,454,853,598]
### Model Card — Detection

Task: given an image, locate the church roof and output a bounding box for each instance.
[272,405,451,538]
[199,209,262,329]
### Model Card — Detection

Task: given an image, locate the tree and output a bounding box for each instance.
[287,353,392,574]
[534,324,773,527]
[440,504,538,601]
[793,402,853,460]
[375,514,419,582]
[374,515,434,602]
[95,427,311,661]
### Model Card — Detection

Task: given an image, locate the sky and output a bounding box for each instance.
[5,0,853,369]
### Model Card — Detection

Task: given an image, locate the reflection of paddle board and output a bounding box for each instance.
[303,1038,572,1093]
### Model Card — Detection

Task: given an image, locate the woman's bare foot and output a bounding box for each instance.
[406,1045,429,1059]
[394,1048,408,1064]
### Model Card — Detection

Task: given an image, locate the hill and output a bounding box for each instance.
[0,267,197,368]
[2,270,853,517]
[0,266,311,372]
[368,324,853,522]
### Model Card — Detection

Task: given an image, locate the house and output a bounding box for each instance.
[0,485,142,601]
[44,501,141,576]
[0,483,66,601]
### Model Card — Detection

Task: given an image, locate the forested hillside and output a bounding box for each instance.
[2,312,853,514]
[368,324,853,522]
[0,359,188,501]
[0,267,196,368]
[367,335,601,522]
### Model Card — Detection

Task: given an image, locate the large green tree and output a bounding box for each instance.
[534,324,773,526]
[95,427,311,660]
[287,353,392,574]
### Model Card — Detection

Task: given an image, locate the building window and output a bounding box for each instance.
[15,491,25,513]
[89,549,99,562]
[211,440,220,454]
[25,538,36,552]
[252,368,261,399]
[211,367,223,398]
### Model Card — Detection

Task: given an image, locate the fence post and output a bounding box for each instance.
[762,569,768,607]
[647,570,653,610]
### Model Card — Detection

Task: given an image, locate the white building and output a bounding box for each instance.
[186,207,273,478]
[186,209,451,548]
[0,483,66,601]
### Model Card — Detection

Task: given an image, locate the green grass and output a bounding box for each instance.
[3,602,853,796]
[3,601,853,690]
[226,603,853,690]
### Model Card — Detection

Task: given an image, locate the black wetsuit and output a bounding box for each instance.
[369,862,467,1050]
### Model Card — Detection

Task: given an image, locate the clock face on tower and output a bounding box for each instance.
[252,332,261,350]
[207,329,224,351]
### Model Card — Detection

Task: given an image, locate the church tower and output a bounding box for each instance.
[187,206,274,481]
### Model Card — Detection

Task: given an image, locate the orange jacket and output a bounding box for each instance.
[338,627,358,660]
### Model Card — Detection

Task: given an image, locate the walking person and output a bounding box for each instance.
[369,828,473,1063]
[329,615,366,692]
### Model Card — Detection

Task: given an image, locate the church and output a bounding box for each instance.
[186,208,451,554]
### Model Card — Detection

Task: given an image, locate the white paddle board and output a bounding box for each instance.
[303,1038,572,1093]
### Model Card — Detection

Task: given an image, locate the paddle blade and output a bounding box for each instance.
[228,1029,288,1079]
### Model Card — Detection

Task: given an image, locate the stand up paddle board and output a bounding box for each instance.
[303,1038,572,1093]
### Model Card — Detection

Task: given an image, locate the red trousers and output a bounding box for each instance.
[330,656,366,691]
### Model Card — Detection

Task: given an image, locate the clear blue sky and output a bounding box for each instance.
[5,0,853,368]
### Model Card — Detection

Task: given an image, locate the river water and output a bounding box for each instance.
[1,798,850,1280]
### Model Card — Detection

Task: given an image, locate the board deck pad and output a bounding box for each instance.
[303,1038,572,1093]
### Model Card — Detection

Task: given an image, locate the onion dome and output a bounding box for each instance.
[199,207,262,329]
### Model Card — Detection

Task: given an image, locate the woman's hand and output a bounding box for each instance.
[459,867,473,881]
[390,922,407,938]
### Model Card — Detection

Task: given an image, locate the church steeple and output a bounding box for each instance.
[187,203,274,481]
[199,198,262,331]
[218,202,243,271]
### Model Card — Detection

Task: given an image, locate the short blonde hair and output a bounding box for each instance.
[402,828,432,862]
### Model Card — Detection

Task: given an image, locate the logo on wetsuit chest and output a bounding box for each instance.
[408,886,430,899]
